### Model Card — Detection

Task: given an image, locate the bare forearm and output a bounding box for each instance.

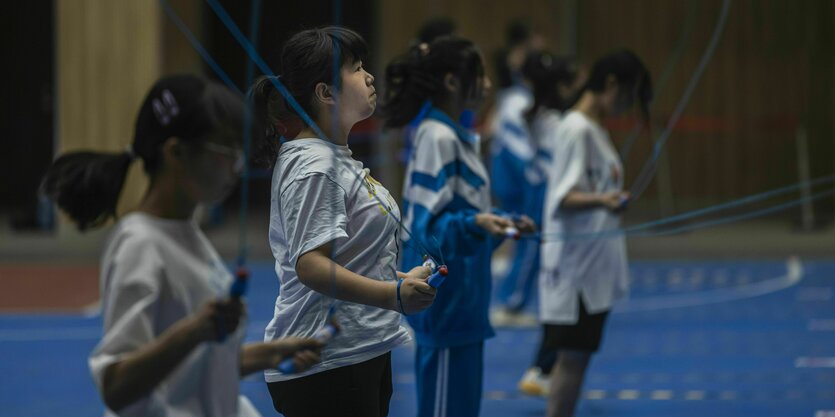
[239,343,274,377]
[296,250,397,311]
[102,318,202,411]
[560,191,605,210]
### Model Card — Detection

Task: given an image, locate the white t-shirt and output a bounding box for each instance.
[538,111,630,324]
[529,108,563,186]
[89,212,259,417]
[264,138,410,382]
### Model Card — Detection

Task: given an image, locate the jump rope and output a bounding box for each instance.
[628,0,734,201]
[163,0,834,371]
[163,0,461,373]
[528,0,834,243]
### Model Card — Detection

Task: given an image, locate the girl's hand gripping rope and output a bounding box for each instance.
[277,322,335,374]
[601,191,631,213]
[422,255,449,288]
[504,213,537,240]
[475,212,515,238]
[395,264,435,314]
[194,298,243,344]
[503,226,521,240]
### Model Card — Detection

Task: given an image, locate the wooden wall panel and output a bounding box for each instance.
[378,0,834,218]
[55,1,162,234]
[576,0,833,217]
[378,0,568,87]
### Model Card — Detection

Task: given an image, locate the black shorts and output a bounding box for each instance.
[543,298,610,352]
[267,352,392,417]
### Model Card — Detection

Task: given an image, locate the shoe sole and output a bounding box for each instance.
[518,381,547,397]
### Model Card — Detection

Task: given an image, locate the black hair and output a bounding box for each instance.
[249,26,368,160]
[506,18,532,46]
[522,51,582,121]
[417,17,456,44]
[585,49,653,122]
[42,74,244,231]
[383,35,485,128]
[495,19,534,89]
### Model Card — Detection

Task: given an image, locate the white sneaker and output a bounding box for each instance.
[490,308,538,328]
[518,367,550,397]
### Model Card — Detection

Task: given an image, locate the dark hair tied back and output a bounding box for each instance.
[42,74,244,231]
[249,26,369,162]
[522,51,582,121]
[383,35,484,128]
[585,49,653,123]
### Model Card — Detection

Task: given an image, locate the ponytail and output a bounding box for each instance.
[382,45,438,127]
[584,49,653,124]
[42,74,245,231]
[383,36,484,128]
[248,75,300,165]
[522,51,582,123]
[248,26,370,163]
[41,150,135,231]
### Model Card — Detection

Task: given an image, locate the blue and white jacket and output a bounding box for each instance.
[401,107,503,347]
[490,85,538,215]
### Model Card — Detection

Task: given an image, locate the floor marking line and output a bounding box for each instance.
[616,257,803,313]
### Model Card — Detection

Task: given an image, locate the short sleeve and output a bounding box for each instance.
[279,173,350,267]
[545,125,589,218]
[89,235,164,397]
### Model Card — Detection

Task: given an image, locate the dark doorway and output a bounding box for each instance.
[0,1,55,230]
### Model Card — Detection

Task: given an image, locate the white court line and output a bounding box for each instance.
[685,390,706,400]
[0,327,102,341]
[585,390,606,400]
[719,390,738,400]
[808,319,835,331]
[2,259,805,340]
[615,257,803,313]
[0,319,275,342]
[795,357,835,368]
[650,390,673,400]
[617,390,640,400]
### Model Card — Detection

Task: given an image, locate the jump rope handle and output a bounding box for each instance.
[217,266,249,342]
[503,213,523,240]
[503,226,521,240]
[229,266,249,299]
[422,256,449,288]
[615,194,631,212]
[278,321,340,374]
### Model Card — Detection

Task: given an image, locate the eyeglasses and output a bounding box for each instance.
[203,142,244,173]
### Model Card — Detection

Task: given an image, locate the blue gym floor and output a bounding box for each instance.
[2,259,834,417]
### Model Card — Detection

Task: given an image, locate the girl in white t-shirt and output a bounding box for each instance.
[249,27,435,417]
[515,50,586,397]
[42,75,322,417]
[538,50,652,417]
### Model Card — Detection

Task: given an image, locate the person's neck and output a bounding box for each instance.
[137,179,197,221]
[433,99,464,123]
[296,110,353,146]
[296,126,350,146]
[574,91,605,125]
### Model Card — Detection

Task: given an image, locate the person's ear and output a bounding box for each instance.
[557,82,572,101]
[160,136,187,170]
[314,82,336,105]
[604,74,619,95]
[443,73,459,94]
